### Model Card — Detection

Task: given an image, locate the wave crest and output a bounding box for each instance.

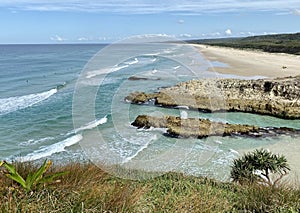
[0,88,57,115]
[16,134,83,162]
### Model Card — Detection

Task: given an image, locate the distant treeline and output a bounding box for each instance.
[189,32,300,55]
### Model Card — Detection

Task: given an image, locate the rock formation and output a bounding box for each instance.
[132,115,299,138]
[125,76,300,119]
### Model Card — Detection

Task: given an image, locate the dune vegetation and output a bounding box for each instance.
[189,32,300,55]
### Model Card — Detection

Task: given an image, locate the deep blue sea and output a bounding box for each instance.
[0,42,299,180]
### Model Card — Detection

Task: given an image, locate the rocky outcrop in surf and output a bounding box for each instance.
[132,115,300,138]
[125,76,300,119]
[128,76,161,81]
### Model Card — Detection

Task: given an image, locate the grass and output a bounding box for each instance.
[1,162,299,212]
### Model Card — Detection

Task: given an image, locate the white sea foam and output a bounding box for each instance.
[135,57,158,64]
[229,149,239,155]
[122,135,157,164]
[0,88,57,115]
[214,140,223,144]
[124,58,138,65]
[82,77,119,86]
[151,69,158,74]
[20,137,55,146]
[136,126,168,133]
[17,134,83,162]
[173,65,181,70]
[86,65,128,79]
[175,105,189,109]
[163,49,173,54]
[17,116,108,162]
[180,111,188,119]
[73,116,108,134]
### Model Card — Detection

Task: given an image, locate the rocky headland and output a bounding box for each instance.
[132,115,299,138]
[125,75,300,119]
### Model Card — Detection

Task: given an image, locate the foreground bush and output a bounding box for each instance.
[0,162,299,212]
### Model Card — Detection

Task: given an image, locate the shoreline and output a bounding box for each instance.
[193,44,300,78]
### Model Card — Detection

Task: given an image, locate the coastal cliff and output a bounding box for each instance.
[125,76,300,119]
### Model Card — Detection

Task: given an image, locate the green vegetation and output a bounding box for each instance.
[189,32,300,55]
[0,160,68,192]
[231,149,290,186]
[1,162,299,212]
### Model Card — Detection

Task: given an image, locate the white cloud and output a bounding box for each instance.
[225,29,232,36]
[1,0,300,14]
[177,19,184,24]
[238,31,256,36]
[211,32,221,36]
[77,37,89,41]
[50,35,66,42]
[98,37,107,41]
[292,9,300,15]
[179,33,192,38]
[200,32,221,38]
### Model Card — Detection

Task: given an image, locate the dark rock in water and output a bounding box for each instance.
[128,76,149,81]
[132,115,258,138]
[132,115,300,138]
[124,92,157,104]
[128,76,161,81]
[258,126,300,137]
[125,75,300,119]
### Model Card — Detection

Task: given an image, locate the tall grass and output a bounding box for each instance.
[1,162,299,212]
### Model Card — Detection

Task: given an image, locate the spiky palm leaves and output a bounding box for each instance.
[230,149,290,186]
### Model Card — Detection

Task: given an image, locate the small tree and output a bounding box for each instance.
[230,149,290,186]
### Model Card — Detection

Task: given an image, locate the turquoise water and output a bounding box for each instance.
[0,43,299,181]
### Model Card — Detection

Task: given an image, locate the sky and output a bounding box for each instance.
[0,0,299,44]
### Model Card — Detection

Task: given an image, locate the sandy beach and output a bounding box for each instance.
[194,44,300,78]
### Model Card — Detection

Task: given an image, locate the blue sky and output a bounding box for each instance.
[0,0,299,43]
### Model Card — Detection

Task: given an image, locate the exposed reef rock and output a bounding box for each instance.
[125,76,300,119]
[128,76,161,81]
[132,115,300,138]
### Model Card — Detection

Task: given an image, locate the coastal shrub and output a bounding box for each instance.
[191,32,300,55]
[0,160,68,192]
[230,149,290,186]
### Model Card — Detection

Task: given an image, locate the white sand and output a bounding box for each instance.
[193,44,300,78]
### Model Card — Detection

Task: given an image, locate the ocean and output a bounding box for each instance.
[0,41,299,181]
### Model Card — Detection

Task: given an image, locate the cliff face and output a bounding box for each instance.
[132,115,299,138]
[125,76,300,119]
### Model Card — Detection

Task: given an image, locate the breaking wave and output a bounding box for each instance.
[16,134,83,162]
[0,88,58,115]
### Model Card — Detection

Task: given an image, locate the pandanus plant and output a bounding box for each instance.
[0,160,68,192]
[230,149,290,186]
